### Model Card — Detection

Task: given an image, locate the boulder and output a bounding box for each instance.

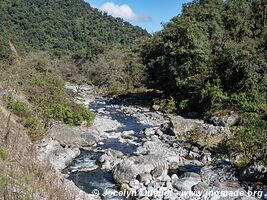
[179,172,201,180]
[113,154,168,184]
[170,115,202,134]
[37,138,80,171]
[172,177,200,191]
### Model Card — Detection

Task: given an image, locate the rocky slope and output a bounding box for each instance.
[62,84,266,200]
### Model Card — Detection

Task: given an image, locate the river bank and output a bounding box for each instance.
[37,84,266,200]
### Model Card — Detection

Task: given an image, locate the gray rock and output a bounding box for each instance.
[50,122,87,146]
[192,182,209,191]
[98,154,109,163]
[37,138,80,171]
[113,154,168,184]
[101,160,111,170]
[240,162,267,182]
[206,114,239,127]
[172,177,200,191]
[105,149,124,158]
[179,172,201,180]
[137,173,152,186]
[152,104,161,111]
[171,174,179,182]
[170,115,202,134]
[129,179,142,190]
[151,166,168,180]
[143,128,156,136]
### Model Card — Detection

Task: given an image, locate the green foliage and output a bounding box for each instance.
[5,98,30,118]
[0,148,8,161]
[154,96,177,113]
[142,0,267,166]
[0,0,148,60]
[3,95,48,140]
[219,114,267,166]
[179,99,190,111]
[51,104,94,126]
[185,130,205,145]
[142,0,266,114]
[201,81,229,112]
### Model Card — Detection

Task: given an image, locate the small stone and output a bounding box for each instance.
[171,174,179,181]
[152,104,160,111]
[137,173,152,186]
[155,129,164,137]
[129,179,141,190]
[143,128,155,136]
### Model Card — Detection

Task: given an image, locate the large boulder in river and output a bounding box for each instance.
[50,121,99,147]
[36,138,80,171]
[113,154,168,184]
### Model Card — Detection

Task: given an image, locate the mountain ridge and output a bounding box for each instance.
[0,0,149,60]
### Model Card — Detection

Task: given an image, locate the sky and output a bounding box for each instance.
[84,0,192,33]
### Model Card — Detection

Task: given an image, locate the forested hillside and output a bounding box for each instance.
[143,0,266,113]
[0,0,148,60]
[142,0,266,165]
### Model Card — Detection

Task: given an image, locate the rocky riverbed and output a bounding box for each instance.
[37,84,267,200]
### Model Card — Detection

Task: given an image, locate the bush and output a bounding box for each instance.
[154,96,177,113]
[0,148,8,161]
[49,103,95,127]
[3,95,48,140]
[4,97,30,118]
[200,81,229,112]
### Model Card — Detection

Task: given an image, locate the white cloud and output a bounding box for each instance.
[99,2,151,22]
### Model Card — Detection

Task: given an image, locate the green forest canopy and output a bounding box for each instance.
[0,0,149,60]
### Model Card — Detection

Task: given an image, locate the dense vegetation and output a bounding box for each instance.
[142,0,266,165]
[0,0,148,60]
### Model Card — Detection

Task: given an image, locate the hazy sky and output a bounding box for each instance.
[84,0,192,33]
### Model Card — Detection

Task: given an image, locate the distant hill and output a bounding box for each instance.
[0,0,149,59]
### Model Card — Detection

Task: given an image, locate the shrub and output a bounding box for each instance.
[0,148,8,161]
[49,103,94,127]
[201,81,229,112]
[154,96,177,113]
[4,97,30,118]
